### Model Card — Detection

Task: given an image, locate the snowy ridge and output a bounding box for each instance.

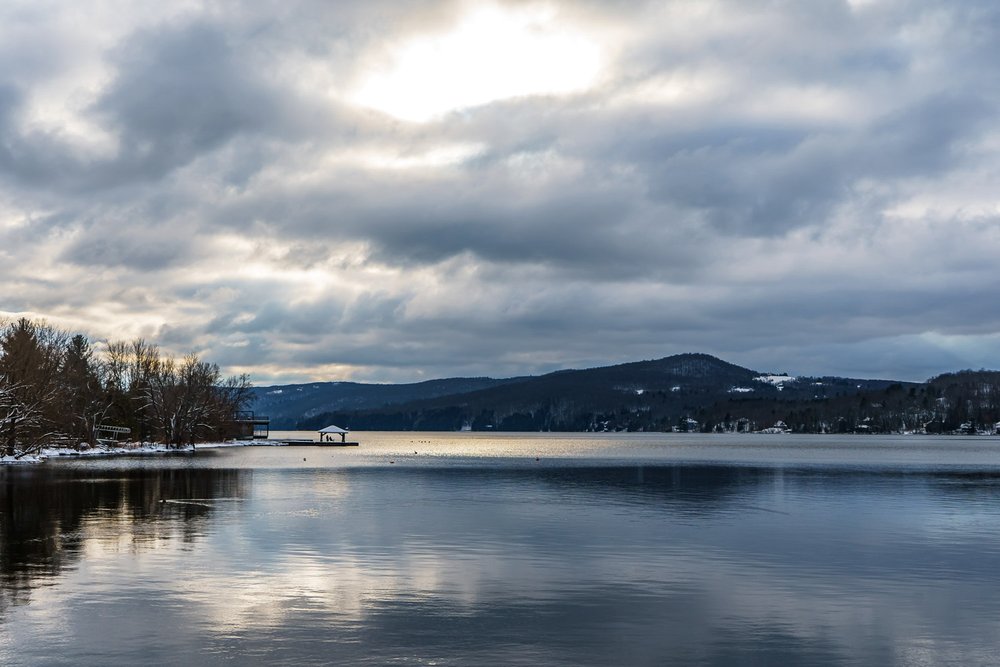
[754,375,797,390]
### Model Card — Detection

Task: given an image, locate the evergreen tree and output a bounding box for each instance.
[60,334,106,445]
[0,319,67,456]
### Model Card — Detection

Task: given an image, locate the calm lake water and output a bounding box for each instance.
[3,432,1000,666]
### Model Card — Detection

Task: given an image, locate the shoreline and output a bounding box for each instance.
[4,430,997,466]
[0,440,278,466]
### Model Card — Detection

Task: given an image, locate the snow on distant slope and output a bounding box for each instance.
[754,375,797,390]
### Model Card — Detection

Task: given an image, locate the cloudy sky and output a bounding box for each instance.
[2,0,999,384]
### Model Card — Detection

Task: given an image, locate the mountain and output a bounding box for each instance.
[256,353,928,433]
[250,376,522,428]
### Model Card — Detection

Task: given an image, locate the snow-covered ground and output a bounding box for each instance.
[0,441,251,465]
[0,438,328,464]
[0,453,44,465]
[754,375,797,390]
[41,443,192,457]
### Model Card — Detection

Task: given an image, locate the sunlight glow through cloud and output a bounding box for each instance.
[350,5,602,122]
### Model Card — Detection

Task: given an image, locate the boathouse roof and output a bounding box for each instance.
[318,424,349,434]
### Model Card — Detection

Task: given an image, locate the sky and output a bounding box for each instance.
[1,0,999,385]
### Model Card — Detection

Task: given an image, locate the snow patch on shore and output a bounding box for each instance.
[4,438,325,464]
[0,454,43,465]
[2,441,231,465]
[39,443,190,458]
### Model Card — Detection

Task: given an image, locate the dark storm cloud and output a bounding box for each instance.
[341,187,670,273]
[92,22,281,181]
[0,83,21,125]
[0,16,316,195]
[58,228,190,271]
[636,92,994,236]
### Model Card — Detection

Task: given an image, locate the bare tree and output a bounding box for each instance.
[2,322,254,453]
[101,338,161,442]
[141,352,253,446]
[215,372,255,438]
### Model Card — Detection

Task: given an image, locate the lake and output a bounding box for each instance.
[3,432,1000,666]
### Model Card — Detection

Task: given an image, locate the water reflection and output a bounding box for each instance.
[3,449,1000,665]
[0,465,248,612]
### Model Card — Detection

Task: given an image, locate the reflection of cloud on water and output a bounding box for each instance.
[118,496,998,666]
[152,547,988,665]
[191,556,365,631]
[12,533,991,665]
[5,463,1000,664]
[250,469,352,502]
[176,548,495,633]
[0,466,250,614]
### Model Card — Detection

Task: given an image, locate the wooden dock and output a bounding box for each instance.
[269,439,359,447]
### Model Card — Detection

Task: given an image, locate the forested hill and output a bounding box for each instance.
[251,376,523,428]
[246,353,1000,434]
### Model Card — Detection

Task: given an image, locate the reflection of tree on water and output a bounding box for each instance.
[537,465,761,514]
[528,465,1000,513]
[376,465,776,517]
[0,466,249,611]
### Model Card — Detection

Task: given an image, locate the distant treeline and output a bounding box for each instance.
[297,365,1000,435]
[689,373,1000,435]
[1,317,252,457]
